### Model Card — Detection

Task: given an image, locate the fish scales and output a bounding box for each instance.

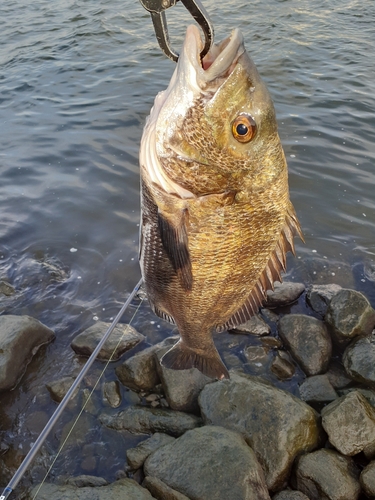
[139,25,302,379]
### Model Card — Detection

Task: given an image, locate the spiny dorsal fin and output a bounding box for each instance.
[158,208,193,291]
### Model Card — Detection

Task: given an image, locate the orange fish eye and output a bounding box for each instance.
[232,114,257,143]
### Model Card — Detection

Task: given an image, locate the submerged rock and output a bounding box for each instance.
[271,350,295,380]
[306,284,342,316]
[230,314,271,336]
[103,380,122,408]
[299,374,338,404]
[0,280,15,296]
[0,315,55,391]
[266,281,305,308]
[126,433,175,470]
[46,376,77,403]
[143,476,190,500]
[144,426,270,500]
[343,334,375,387]
[199,372,320,491]
[278,314,332,376]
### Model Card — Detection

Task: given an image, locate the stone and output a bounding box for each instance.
[154,346,212,413]
[0,280,15,296]
[321,390,375,457]
[46,376,77,403]
[126,433,175,470]
[292,449,360,500]
[325,289,375,346]
[143,476,190,500]
[339,388,375,408]
[66,475,109,487]
[230,314,271,336]
[144,426,270,500]
[199,372,320,491]
[272,491,310,500]
[325,360,352,390]
[261,336,283,349]
[266,281,305,308]
[30,478,155,499]
[71,321,145,361]
[299,374,338,404]
[360,460,375,497]
[0,315,55,391]
[306,284,342,316]
[278,314,332,376]
[271,350,295,380]
[100,406,201,437]
[244,346,271,366]
[103,381,122,408]
[343,334,375,387]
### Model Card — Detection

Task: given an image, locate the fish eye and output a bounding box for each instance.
[232,114,257,143]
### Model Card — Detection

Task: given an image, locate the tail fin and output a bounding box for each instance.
[160,341,229,380]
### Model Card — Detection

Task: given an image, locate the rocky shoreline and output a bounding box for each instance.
[2,281,375,499]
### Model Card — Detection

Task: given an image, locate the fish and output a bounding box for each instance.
[139,24,303,380]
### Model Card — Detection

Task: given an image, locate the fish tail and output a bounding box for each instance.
[160,340,229,380]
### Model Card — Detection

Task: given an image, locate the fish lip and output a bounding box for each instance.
[183,24,245,84]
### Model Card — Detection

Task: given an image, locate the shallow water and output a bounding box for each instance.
[1,0,375,494]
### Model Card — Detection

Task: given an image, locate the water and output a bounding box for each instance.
[1,0,374,493]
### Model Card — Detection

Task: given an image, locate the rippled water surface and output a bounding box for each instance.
[1,0,374,493]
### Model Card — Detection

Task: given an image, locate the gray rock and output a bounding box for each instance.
[0,315,55,391]
[339,388,375,408]
[299,374,338,404]
[66,475,109,487]
[266,281,305,308]
[231,314,271,336]
[306,284,342,316]
[46,376,78,403]
[0,280,15,296]
[126,433,175,470]
[325,289,375,346]
[143,476,190,500]
[278,314,332,376]
[343,334,375,387]
[325,360,353,390]
[199,372,320,491]
[271,350,295,380]
[103,381,122,408]
[30,478,155,499]
[292,449,360,500]
[155,346,212,413]
[71,321,144,361]
[360,460,375,497]
[321,390,375,457]
[243,345,271,367]
[272,491,310,500]
[144,426,270,500]
[100,406,201,437]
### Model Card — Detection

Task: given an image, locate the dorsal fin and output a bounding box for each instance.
[217,205,303,332]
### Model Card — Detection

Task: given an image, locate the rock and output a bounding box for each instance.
[321,390,375,457]
[325,360,353,390]
[46,376,77,403]
[155,346,212,413]
[30,478,155,499]
[126,433,175,470]
[66,475,109,487]
[230,315,271,336]
[244,345,271,367]
[360,460,375,497]
[299,374,338,404]
[278,314,332,376]
[0,315,55,391]
[100,406,201,437]
[144,426,270,500]
[271,350,295,380]
[343,334,375,387]
[292,449,360,500]
[272,491,310,500]
[199,372,320,491]
[325,289,375,346]
[71,321,145,361]
[306,284,342,316]
[103,381,122,408]
[261,336,283,349]
[339,388,375,408]
[143,476,190,500]
[0,280,15,296]
[266,281,305,308]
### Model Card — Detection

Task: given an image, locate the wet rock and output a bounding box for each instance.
[155,346,212,413]
[299,374,338,404]
[71,321,145,361]
[360,460,375,497]
[278,314,331,376]
[0,280,15,296]
[271,350,295,380]
[266,281,305,308]
[230,314,271,336]
[261,336,283,349]
[325,360,353,390]
[199,372,320,491]
[126,433,175,470]
[244,345,271,366]
[46,376,77,403]
[261,308,280,323]
[66,475,109,487]
[30,478,155,499]
[143,476,190,500]
[306,283,342,316]
[292,449,360,500]
[325,289,375,346]
[100,406,201,437]
[103,381,122,408]
[343,334,375,387]
[272,491,310,500]
[0,315,55,391]
[144,425,270,500]
[321,390,375,457]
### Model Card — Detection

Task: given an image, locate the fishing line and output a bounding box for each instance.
[1,277,144,500]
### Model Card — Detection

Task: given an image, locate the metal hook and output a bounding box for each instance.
[139,0,214,62]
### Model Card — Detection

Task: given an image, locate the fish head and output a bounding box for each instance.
[140,24,287,197]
